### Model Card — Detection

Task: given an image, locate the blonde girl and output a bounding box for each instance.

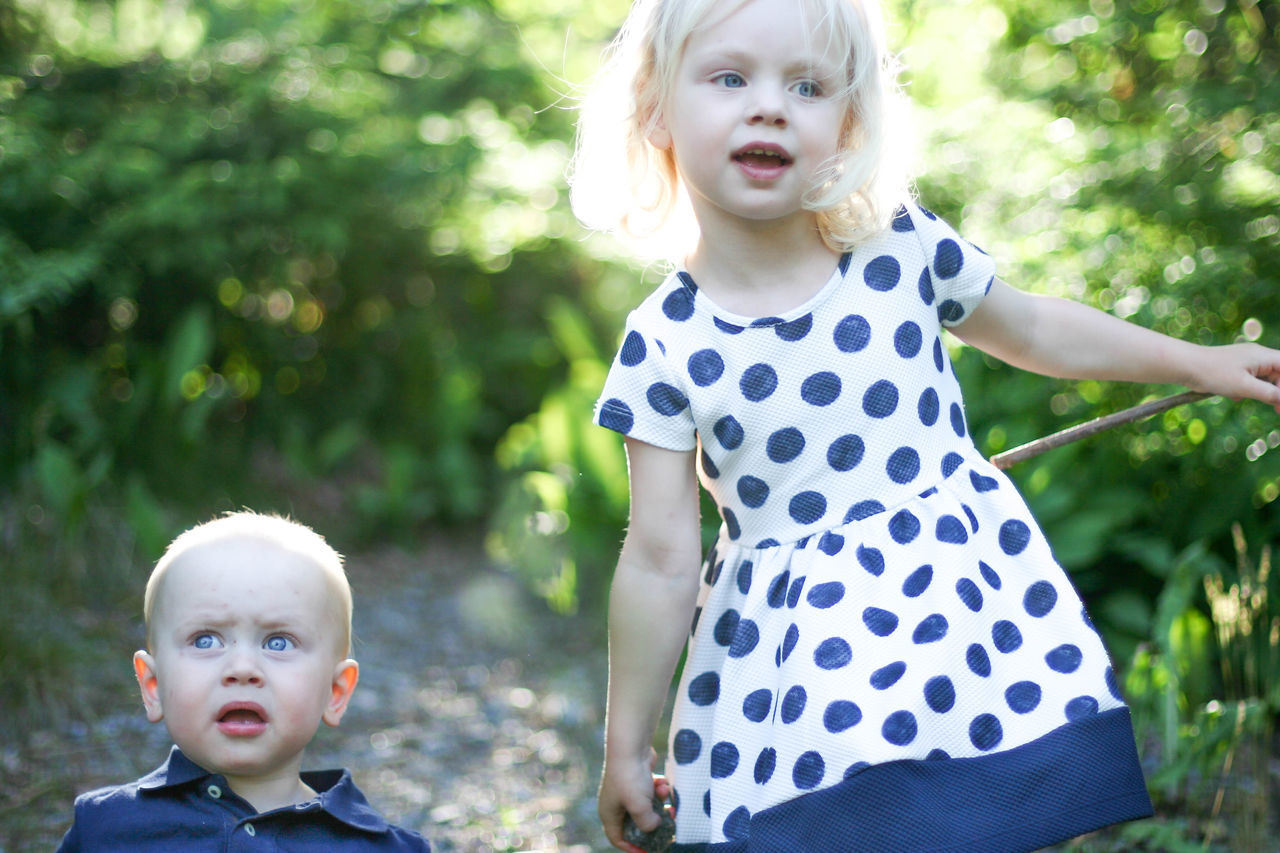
[573,0,1280,849]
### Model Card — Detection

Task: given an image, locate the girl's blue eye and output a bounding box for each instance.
[796,80,820,98]
[718,72,745,88]
[193,633,221,650]
[264,635,294,652]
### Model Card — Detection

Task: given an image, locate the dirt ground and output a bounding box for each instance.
[0,535,613,852]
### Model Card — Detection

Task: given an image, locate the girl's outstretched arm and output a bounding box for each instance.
[953,278,1280,411]
[599,437,703,853]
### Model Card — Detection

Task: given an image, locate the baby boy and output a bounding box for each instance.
[57,511,431,850]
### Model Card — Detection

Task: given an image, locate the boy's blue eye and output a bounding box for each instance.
[193,633,222,650]
[264,635,295,652]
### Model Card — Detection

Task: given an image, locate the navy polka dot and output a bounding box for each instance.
[862,380,899,418]
[913,614,948,644]
[844,762,871,780]
[713,610,740,646]
[1066,696,1100,720]
[933,337,945,371]
[776,314,812,341]
[889,509,921,544]
[827,434,864,471]
[1000,519,1032,555]
[767,427,805,463]
[1046,644,1083,673]
[992,620,1023,653]
[856,544,885,576]
[687,349,724,386]
[598,399,634,434]
[882,710,918,746]
[938,299,965,324]
[903,564,933,597]
[724,806,751,840]
[834,314,871,352]
[894,322,923,358]
[789,491,826,524]
[824,700,862,733]
[736,561,753,595]
[934,239,964,279]
[780,685,807,723]
[793,751,825,789]
[1024,581,1058,617]
[1005,681,1042,714]
[702,790,709,816]
[949,402,966,437]
[689,672,720,706]
[924,676,956,713]
[743,689,772,722]
[936,515,968,544]
[714,415,745,449]
[817,531,844,555]
[621,331,647,366]
[846,500,885,522]
[740,364,778,401]
[970,470,999,492]
[700,449,719,479]
[1106,666,1123,701]
[864,255,901,291]
[966,643,992,677]
[969,714,1003,751]
[781,623,800,660]
[724,507,741,540]
[870,661,906,689]
[737,476,769,509]
[862,607,899,637]
[647,382,688,416]
[729,619,759,658]
[807,582,845,609]
[715,316,744,334]
[942,452,964,477]
[918,267,935,305]
[926,749,950,761]
[786,578,806,608]
[801,372,841,406]
[956,578,983,612]
[673,729,701,764]
[754,748,776,783]
[892,207,915,231]
[767,571,790,608]
[979,561,1002,590]
[886,446,920,484]
[918,388,939,426]
[814,637,852,670]
[710,741,740,778]
[663,286,695,320]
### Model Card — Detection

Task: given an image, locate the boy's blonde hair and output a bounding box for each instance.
[569,0,909,259]
[144,511,353,655]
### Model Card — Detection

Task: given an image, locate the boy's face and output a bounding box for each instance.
[133,537,358,787]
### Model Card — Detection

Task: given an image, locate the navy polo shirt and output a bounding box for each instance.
[57,746,432,851]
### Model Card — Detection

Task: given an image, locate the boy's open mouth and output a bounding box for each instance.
[220,708,265,723]
[217,702,269,734]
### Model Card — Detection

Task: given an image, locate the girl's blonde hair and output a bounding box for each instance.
[569,0,909,258]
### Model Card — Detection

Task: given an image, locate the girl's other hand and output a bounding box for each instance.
[599,748,670,853]
[1190,342,1280,414]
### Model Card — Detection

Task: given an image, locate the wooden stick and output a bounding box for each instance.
[989,391,1213,470]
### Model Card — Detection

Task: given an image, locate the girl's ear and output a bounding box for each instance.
[322,659,360,727]
[133,650,165,723]
[645,107,673,151]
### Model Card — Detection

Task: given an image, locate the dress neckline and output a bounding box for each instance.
[676,252,852,328]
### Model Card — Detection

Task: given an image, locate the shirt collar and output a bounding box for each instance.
[139,745,391,834]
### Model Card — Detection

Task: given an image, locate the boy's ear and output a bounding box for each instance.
[322,659,359,727]
[133,650,165,723]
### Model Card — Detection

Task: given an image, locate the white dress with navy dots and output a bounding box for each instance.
[594,204,1152,850]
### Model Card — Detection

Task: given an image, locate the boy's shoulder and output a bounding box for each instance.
[60,747,431,852]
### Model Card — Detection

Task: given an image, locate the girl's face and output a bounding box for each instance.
[648,0,849,235]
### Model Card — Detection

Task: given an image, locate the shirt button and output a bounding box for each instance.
[207,785,222,799]
[244,823,256,837]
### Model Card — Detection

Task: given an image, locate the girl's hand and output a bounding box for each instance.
[599,748,671,853]
[1188,342,1280,414]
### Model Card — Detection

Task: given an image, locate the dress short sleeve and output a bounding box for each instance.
[594,308,698,452]
[907,204,996,327]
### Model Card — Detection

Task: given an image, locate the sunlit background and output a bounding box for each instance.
[3,0,1279,849]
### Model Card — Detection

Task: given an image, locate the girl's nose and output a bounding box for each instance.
[748,98,787,128]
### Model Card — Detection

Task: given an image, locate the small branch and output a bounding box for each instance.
[989,391,1213,470]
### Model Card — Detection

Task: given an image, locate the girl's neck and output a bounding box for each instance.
[684,214,841,318]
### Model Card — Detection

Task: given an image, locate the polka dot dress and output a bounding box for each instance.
[594,204,1141,847]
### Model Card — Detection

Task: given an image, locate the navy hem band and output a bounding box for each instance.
[672,707,1153,853]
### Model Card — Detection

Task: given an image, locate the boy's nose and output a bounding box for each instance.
[222,649,264,685]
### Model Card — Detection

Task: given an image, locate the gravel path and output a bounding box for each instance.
[1,535,614,852]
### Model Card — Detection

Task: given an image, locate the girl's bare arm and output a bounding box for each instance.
[952,278,1280,411]
[599,437,703,852]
